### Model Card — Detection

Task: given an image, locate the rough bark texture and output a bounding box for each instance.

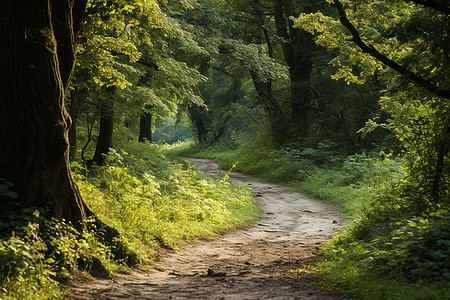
[0,0,92,225]
[432,127,450,202]
[139,105,153,143]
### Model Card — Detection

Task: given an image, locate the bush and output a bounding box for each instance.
[76,142,260,257]
[317,202,450,299]
[372,209,450,281]
[0,142,260,299]
[170,141,449,298]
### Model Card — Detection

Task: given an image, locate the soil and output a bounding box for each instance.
[68,158,344,299]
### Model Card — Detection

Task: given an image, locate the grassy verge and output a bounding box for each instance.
[77,142,260,257]
[0,142,260,299]
[168,140,449,299]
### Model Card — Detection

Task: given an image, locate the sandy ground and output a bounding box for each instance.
[69,158,344,299]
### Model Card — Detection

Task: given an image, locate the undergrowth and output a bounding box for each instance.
[0,142,260,299]
[76,143,260,257]
[169,140,449,299]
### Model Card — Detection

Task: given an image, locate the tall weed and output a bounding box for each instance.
[0,142,259,299]
[76,142,260,259]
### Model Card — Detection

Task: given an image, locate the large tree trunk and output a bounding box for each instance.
[91,87,116,166]
[0,0,92,225]
[139,105,153,143]
[273,0,315,136]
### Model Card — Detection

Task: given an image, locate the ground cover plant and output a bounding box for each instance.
[0,142,259,299]
[77,142,260,256]
[1,0,448,299]
[169,139,449,299]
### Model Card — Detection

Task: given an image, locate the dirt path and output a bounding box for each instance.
[69,158,343,299]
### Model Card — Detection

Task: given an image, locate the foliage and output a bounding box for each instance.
[0,141,259,298]
[169,140,406,214]
[170,140,448,297]
[3,0,448,298]
[74,0,148,90]
[0,216,114,300]
[153,117,195,144]
[374,210,450,281]
[75,142,260,256]
[286,4,449,295]
[377,94,450,205]
[316,206,450,299]
[292,0,450,206]
[69,0,209,162]
[0,222,62,300]
[0,179,17,201]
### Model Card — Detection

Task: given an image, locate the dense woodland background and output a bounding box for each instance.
[0,0,448,299]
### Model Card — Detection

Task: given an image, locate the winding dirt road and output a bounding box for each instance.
[70,158,343,299]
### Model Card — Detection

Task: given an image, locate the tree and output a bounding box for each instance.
[91,86,116,166]
[68,0,207,161]
[293,0,449,204]
[272,0,316,136]
[139,105,154,142]
[69,0,144,163]
[173,0,292,143]
[0,0,92,226]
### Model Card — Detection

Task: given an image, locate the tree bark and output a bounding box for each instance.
[91,87,116,166]
[336,110,356,154]
[431,127,450,202]
[273,0,315,136]
[250,69,288,142]
[0,0,92,225]
[68,87,88,161]
[139,105,153,143]
[189,106,209,143]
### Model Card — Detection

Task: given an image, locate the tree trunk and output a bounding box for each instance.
[336,110,356,154]
[68,87,88,161]
[273,0,315,136]
[91,87,116,166]
[431,126,450,202]
[0,0,92,226]
[139,105,153,142]
[250,69,288,143]
[189,106,209,143]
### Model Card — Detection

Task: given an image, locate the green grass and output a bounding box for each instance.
[76,142,260,258]
[316,206,450,299]
[168,140,404,215]
[0,141,260,299]
[167,140,449,299]
[317,259,449,300]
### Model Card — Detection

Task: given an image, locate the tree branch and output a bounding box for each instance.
[332,0,450,99]
[110,50,159,70]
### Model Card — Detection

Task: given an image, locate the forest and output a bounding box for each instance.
[0,0,448,299]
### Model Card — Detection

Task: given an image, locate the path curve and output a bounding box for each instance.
[70,158,343,299]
